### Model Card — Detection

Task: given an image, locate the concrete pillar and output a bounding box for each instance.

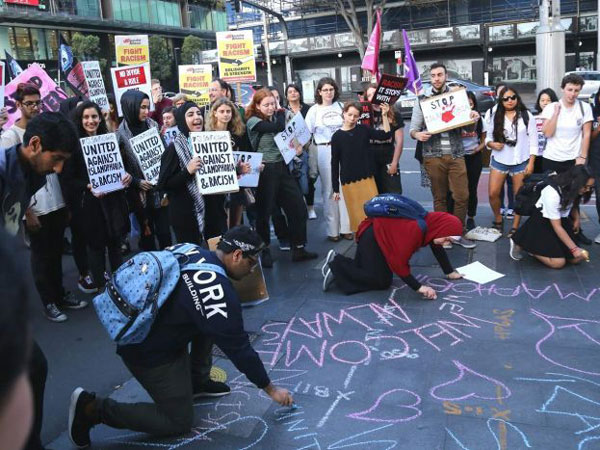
[536,0,565,94]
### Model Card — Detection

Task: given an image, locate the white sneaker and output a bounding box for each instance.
[322,249,336,277]
[308,207,317,220]
[595,233,600,244]
[509,238,523,261]
[322,268,335,292]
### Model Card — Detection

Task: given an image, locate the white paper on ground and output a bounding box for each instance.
[464,226,502,242]
[456,261,505,285]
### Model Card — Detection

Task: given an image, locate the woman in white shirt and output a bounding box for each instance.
[305,77,352,241]
[485,86,538,237]
[510,165,594,268]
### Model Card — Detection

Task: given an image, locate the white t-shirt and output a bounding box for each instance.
[1,124,65,216]
[305,102,344,145]
[536,185,570,219]
[484,111,538,165]
[540,99,593,162]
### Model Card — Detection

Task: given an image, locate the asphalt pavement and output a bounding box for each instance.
[37,132,600,449]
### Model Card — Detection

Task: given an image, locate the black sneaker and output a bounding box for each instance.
[292,247,318,262]
[45,303,67,322]
[193,380,231,399]
[78,275,98,294]
[69,388,97,448]
[261,247,273,268]
[60,292,89,310]
[466,217,476,231]
[576,230,592,246]
[279,240,291,251]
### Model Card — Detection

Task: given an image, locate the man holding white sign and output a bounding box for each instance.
[409,63,479,249]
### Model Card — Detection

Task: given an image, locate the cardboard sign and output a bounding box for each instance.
[207,236,269,307]
[128,127,165,184]
[371,74,407,105]
[274,112,312,164]
[115,35,149,66]
[216,30,256,83]
[163,126,179,146]
[3,64,68,130]
[233,151,263,187]
[82,61,109,112]
[420,88,474,134]
[80,133,126,195]
[0,62,5,109]
[190,131,239,195]
[178,64,212,107]
[110,63,154,116]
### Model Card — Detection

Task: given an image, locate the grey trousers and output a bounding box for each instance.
[100,336,213,436]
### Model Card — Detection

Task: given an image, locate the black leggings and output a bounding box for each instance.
[464,152,483,217]
[328,225,392,295]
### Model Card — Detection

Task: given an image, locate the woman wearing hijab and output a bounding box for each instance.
[322,211,464,298]
[157,101,206,244]
[117,90,171,251]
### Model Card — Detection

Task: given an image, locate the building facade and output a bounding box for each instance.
[0,0,227,90]
[221,0,598,100]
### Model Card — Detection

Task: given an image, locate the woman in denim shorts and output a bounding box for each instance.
[485,86,538,237]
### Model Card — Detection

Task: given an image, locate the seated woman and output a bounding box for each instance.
[510,165,594,268]
[322,211,464,299]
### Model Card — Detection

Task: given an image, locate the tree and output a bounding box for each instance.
[333,0,388,59]
[181,35,205,65]
[149,35,172,80]
[71,32,107,70]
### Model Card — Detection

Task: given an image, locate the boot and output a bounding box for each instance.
[292,246,318,262]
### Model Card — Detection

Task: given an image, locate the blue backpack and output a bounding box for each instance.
[93,243,226,345]
[363,194,429,234]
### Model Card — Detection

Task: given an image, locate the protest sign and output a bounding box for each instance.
[233,151,263,188]
[357,102,372,127]
[4,64,68,129]
[82,61,109,112]
[0,62,5,109]
[80,133,126,195]
[370,74,407,105]
[420,87,474,134]
[178,64,212,107]
[115,35,149,66]
[110,63,154,116]
[274,112,311,164]
[216,30,256,83]
[190,131,239,195]
[163,126,179,146]
[129,127,165,184]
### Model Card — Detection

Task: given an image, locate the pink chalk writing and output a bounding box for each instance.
[347,388,422,423]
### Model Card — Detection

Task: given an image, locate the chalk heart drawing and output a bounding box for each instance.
[347,388,422,423]
[429,360,511,401]
[532,309,600,376]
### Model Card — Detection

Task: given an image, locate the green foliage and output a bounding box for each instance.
[181,35,205,65]
[149,35,172,81]
[70,32,107,71]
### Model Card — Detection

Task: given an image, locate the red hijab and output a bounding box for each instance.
[356,212,463,277]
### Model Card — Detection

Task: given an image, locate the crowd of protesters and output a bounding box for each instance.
[2,63,600,449]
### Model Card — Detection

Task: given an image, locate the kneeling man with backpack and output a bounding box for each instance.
[321,194,465,299]
[68,226,293,448]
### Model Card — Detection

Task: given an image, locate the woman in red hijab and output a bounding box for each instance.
[322,211,464,299]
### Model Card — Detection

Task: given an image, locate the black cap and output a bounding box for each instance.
[217,226,265,256]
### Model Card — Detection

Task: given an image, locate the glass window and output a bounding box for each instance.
[296,67,335,103]
[31,28,48,60]
[14,27,33,60]
[45,30,58,59]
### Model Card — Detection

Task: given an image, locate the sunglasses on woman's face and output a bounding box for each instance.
[502,95,517,102]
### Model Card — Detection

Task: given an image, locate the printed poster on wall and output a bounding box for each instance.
[274,112,312,164]
[216,30,256,83]
[233,151,263,187]
[115,35,149,66]
[82,61,109,112]
[110,63,154,116]
[3,63,68,130]
[420,88,473,134]
[178,64,212,107]
[80,133,126,195]
[128,127,165,184]
[190,131,239,195]
[371,74,408,105]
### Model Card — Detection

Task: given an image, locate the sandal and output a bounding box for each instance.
[492,221,503,231]
[506,227,517,239]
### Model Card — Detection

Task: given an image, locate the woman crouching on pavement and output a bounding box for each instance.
[322,211,464,298]
[510,165,594,268]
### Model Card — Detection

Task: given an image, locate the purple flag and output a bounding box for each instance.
[402,29,423,96]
